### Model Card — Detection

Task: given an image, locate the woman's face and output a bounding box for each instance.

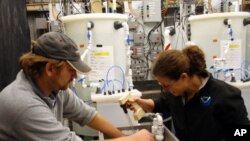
[156,74,188,96]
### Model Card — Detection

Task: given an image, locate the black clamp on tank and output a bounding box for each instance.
[243,17,250,26]
[87,21,94,30]
[114,21,123,30]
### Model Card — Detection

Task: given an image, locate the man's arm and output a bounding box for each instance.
[105,129,154,141]
[87,114,123,138]
[88,115,155,141]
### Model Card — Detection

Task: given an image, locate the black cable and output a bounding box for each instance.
[145,19,164,79]
[173,9,179,49]
[160,19,164,49]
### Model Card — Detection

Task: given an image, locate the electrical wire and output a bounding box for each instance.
[136,20,146,42]
[144,19,164,79]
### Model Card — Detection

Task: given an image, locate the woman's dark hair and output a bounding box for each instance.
[152,45,208,80]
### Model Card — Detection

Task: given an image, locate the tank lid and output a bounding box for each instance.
[61,13,128,23]
[189,12,250,22]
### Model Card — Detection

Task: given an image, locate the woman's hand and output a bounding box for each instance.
[125,98,155,112]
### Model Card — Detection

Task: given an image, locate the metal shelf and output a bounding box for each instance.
[26,3,49,12]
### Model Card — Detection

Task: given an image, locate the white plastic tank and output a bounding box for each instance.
[189,12,250,71]
[61,13,129,137]
[61,13,128,82]
[189,12,250,124]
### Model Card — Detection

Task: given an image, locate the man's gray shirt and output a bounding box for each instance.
[0,70,97,141]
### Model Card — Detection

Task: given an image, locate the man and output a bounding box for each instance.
[0,32,154,141]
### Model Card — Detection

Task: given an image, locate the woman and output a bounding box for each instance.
[128,45,250,141]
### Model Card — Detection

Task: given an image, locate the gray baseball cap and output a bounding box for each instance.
[32,32,91,74]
